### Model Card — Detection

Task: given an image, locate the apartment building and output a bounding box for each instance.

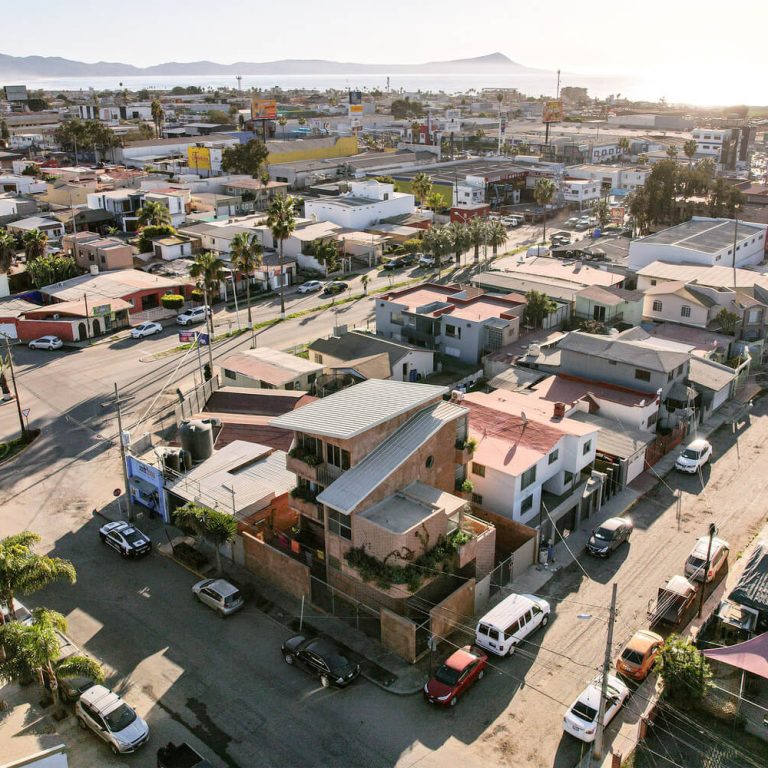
[62,232,134,271]
[86,189,146,231]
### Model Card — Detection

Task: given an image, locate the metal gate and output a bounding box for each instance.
[310,576,381,641]
[488,554,514,597]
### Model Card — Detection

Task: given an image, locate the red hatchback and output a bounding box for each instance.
[424,646,488,707]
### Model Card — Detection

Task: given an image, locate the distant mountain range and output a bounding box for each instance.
[0,51,544,80]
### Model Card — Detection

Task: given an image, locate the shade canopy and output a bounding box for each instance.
[703,632,768,679]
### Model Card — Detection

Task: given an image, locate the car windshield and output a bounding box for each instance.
[621,649,644,665]
[571,701,598,723]
[593,527,614,541]
[688,556,706,569]
[105,703,137,732]
[681,449,700,460]
[123,529,145,544]
[434,664,461,686]
[223,591,241,606]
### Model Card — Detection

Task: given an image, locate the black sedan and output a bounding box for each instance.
[322,281,349,296]
[281,634,360,688]
[586,517,633,558]
[99,521,152,558]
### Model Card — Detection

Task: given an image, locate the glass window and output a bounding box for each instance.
[327,508,351,540]
[681,305,691,318]
[520,465,536,490]
[445,324,460,338]
[583,440,592,455]
[471,462,486,477]
[471,493,483,504]
[520,495,533,514]
[652,300,662,312]
[635,369,651,382]
[326,444,350,470]
[548,449,559,465]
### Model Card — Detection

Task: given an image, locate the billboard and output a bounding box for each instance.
[349,90,362,105]
[92,303,111,316]
[4,85,28,102]
[251,98,277,120]
[188,146,211,171]
[349,104,364,114]
[610,206,626,226]
[543,99,564,123]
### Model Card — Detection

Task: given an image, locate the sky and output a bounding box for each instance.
[2,0,767,101]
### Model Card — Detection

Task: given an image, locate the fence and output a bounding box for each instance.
[447,368,484,392]
[173,376,220,425]
[310,575,381,641]
[644,422,688,469]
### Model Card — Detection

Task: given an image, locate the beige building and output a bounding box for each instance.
[62,232,134,272]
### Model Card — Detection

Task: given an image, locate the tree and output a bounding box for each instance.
[0,230,16,273]
[617,137,630,159]
[683,139,698,165]
[221,139,269,178]
[390,97,424,120]
[467,217,488,264]
[27,254,79,288]
[411,172,432,211]
[425,191,444,215]
[22,229,48,262]
[361,274,370,295]
[206,109,232,124]
[53,118,87,162]
[401,238,423,255]
[0,532,77,622]
[173,502,237,576]
[137,200,171,228]
[230,232,263,331]
[656,634,711,707]
[666,145,678,160]
[715,307,740,335]
[278,116,287,139]
[266,194,297,318]
[422,226,452,276]
[375,175,395,185]
[594,199,611,228]
[534,178,557,244]
[487,219,507,259]
[447,221,470,265]
[137,224,176,253]
[150,98,164,138]
[312,238,340,276]
[523,290,557,329]
[0,119,9,146]
[189,251,225,337]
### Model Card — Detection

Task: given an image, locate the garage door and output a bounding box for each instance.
[0,323,18,340]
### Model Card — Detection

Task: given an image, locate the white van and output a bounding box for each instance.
[475,593,551,656]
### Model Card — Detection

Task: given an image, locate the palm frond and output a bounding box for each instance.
[54,655,105,683]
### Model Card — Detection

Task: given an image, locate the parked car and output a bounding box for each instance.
[674,438,712,473]
[565,217,580,227]
[176,306,211,326]
[399,253,417,266]
[28,335,63,350]
[322,281,348,296]
[0,598,34,626]
[574,221,589,231]
[157,742,214,768]
[192,578,244,617]
[297,280,324,294]
[647,574,698,628]
[281,634,360,688]
[76,685,149,755]
[615,630,663,681]
[475,593,550,656]
[684,535,730,582]
[99,521,151,558]
[383,257,405,270]
[586,517,633,558]
[418,254,436,267]
[563,674,630,743]
[130,322,163,339]
[423,645,488,706]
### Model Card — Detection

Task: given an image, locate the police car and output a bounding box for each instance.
[98,521,151,558]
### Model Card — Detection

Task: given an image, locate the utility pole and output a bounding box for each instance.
[2,334,26,438]
[593,582,618,762]
[697,522,717,618]
[201,283,215,376]
[732,216,739,289]
[114,383,134,522]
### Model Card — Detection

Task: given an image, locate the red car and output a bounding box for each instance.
[424,646,488,706]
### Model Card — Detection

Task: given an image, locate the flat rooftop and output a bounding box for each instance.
[382,158,530,185]
[636,218,765,254]
[358,492,437,534]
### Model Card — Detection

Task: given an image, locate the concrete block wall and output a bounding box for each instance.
[380,607,417,663]
[353,507,445,563]
[430,578,476,640]
[241,530,310,600]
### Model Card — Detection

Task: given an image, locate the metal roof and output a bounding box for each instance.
[309,330,426,369]
[570,412,654,459]
[730,541,768,613]
[688,357,736,393]
[636,218,764,254]
[316,400,467,515]
[270,379,449,440]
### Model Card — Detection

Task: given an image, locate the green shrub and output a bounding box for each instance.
[161,294,185,310]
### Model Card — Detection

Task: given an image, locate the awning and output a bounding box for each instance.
[703,632,768,679]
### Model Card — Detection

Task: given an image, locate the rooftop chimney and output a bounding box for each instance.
[553,401,566,419]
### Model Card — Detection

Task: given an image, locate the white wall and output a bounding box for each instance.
[642,293,709,328]
[303,192,415,229]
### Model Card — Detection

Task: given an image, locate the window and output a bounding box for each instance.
[223,368,236,379]
[583,440,592,455]
[635,368,651,382]
[471,462,486,477]
[326,444,350,470]
[647,412,658,427]
[521,465,536,490]
[471,493,483,504]
[609,359,617,366]
[650,279,657,286]
[313,353,323,364]
[520,495,533,514]
[328,508,351,540]
[652,300,662,312]
[564,470,574,485]
[390,311,403,326]
[681,306,691,318]
[667,371,674,382]
[548,449,559,465]
[445,324,461,338]
[425,455,434,469]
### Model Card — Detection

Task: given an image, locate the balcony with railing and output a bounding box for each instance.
[286,450,345,487]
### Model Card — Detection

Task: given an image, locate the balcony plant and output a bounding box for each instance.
[290,486,317,502]
[288,446,322,466]
[455,437,477,453]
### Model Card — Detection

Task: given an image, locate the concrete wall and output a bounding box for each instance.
[380,607,417,663]
[266,136,359,166]
[353,507,445,563]
[430,578,476,640]
[642,293,709,328]
[241,530,310,600]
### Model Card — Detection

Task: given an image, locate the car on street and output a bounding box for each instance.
[28,335,63,350]
[322,281,348,296]
[550,232,572,246]
[130,321,163,339]
[297,280,324,294]
[674,438,712,473]
[76,684,149,755]
[418,253,436,267]
[192,578,244,617]
[565,217,580,227]
[383,257,405,270]
[176,306,211,326]
[615,630,663,681]
[684,535,730,582]
[1,598,34,625]
[98,521,151,558]
[586,517,633,557]
[399,253,417,266]
[281,634,360,688]
[563,674,630,743]
[423,645,488,706]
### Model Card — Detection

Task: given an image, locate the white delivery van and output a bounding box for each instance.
[475,593,551,656]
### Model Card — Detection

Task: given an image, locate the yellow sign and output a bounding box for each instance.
[543,99,564,123]
[251,98,277,120]
[188,146,211,171]
[349,104,364,114]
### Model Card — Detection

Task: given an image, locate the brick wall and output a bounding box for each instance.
[430,577,476,640]
[353,507,445,563]
[327,565,410,614]
[241,530,310,600]
[16,318,77,342]
[380,608,417,663]
[470,505,537,556]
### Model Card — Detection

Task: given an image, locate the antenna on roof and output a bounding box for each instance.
[521,411,528,425]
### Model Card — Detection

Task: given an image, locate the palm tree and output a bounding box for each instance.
[423,226,452,277]
[0,532,76,622]
[533,178,557,244]
[189,251,225,338]
[524,290,558,329]
[666,145,678,160]
[266,194,297,319]
[137,200,171,228]
[467,217,487,264]
[278,116,287,139]
[425,191,444,217]
[447,221,470,266]
[173,502,237,576]
[411,172,432,211]
[487,219,507,259]
[230,232,263,334]
[683,139,698,165]
[22,229,48,262]
[0,229,16,273]
[617,137,630,160]
[0,607,104,719]
[150,98,164,138]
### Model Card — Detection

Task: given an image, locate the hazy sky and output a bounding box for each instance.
[4,0,766,80]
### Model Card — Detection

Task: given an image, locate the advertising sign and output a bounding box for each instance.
[543,99,564,123]
[610,206,626,225]
[348,90,363,105]
[178,330,197,343]
[126,456,168,522]
[188,145,211,171]
[349,104,364,114]
[251,98,277,120]
[92,304,111,316]
[4,85,28,102]
[197,333,210,346]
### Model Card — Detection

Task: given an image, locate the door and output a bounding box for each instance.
[105,531,123,554]
[593,305,606,322]
[200,587,219,611]
[92,319,101,335]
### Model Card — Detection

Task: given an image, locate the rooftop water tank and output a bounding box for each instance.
[179,419,213,464]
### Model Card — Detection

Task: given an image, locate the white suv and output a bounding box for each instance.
[76,685,149,754]
[176,306,210,326]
